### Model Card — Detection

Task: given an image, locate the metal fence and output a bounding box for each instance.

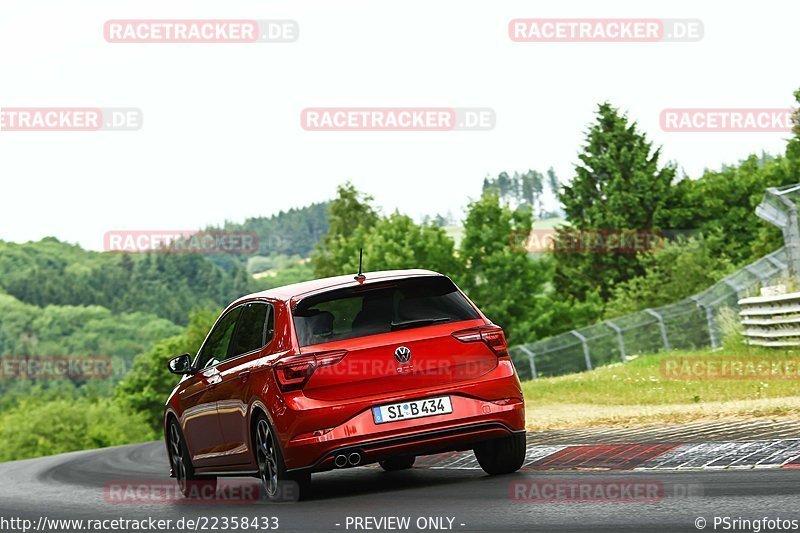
[510,184,800,380]
[756,184,800,277]
[509,247,790,380]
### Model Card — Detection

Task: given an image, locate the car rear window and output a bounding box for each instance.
[292,276,479,347]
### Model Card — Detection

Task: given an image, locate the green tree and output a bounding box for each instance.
[0,398,156,462]
[555,102,676,300]
[483,169,554,217]
[353,212,462,277]
[312,184,463,278]
[0,238,256,326]
[604,235,736,318]
[546,167,560,198]
[0,293,182,403]
[312,183,379,277]
[458,191,597,343]
[215,202,330,259]
[664,154,794,263]
[114,308,219,431]
[786,89,800,178]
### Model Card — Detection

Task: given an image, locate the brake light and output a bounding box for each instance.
[451,325,508,356]
[274,350,347,392]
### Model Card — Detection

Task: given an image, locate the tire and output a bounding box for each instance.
[167,419,218,499]
[379,455,416,471]
[473,432,527,475]
[254,415,311,502]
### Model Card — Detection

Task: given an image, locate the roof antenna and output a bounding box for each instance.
[354,247,366,283]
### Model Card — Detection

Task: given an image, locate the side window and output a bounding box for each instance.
[264,304,275,343]
[228,302,273,358]
[196,307,243,369]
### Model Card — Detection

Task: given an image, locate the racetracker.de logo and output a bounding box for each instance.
[660,356,800,380]
[104,230,259,255]
[0,356,112,380]
[511,229,669,254]
[0,108,142,131]
[104,20,298,43]
[660,108,798,132]
[104,480,261,504]
[510,479,664,502]
[301,108,495,131]
[310,358,496,378]
[508,18,703,43]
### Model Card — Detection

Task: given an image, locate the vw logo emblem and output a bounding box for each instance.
[394,345,412,364]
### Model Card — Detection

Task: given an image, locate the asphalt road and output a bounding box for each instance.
[1,441,799,533]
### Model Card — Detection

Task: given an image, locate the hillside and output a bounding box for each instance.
[0,238,251,325]
[214,201,329,258]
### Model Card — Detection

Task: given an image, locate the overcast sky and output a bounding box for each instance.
[1,0,798,250]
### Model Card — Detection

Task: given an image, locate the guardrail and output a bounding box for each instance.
[509,246,790,380]
[739,291,800,347]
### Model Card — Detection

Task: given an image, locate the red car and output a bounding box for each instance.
[165,269,526,501]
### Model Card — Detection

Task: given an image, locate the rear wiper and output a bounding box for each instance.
[390,317,451,331]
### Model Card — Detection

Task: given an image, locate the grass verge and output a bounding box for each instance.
[521,346,800,431]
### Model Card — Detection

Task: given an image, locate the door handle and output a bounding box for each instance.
[207,374,222,388]
[240,371,251,384]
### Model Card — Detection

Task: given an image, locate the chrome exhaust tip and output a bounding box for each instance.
[334,454,348,468]
[348,452,362,466]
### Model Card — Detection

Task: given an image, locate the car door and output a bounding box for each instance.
[181,305,242,467]
[214,301,275,465]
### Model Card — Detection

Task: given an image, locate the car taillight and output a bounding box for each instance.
[274,350,347,392]
[451,325,508,356]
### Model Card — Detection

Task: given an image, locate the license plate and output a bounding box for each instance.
[372,396,453,425]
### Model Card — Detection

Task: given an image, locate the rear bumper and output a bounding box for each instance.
[290,420,525,473]
[283,392,526,472]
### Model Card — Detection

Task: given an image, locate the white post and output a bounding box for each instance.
[570,330,592,371]
[518,345,538,380]
[644,308,670,352]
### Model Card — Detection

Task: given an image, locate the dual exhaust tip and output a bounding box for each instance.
[334,452,362,468]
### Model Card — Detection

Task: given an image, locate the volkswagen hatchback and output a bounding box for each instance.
[165,270,526,501]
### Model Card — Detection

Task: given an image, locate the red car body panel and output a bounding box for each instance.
[164,270,526,477]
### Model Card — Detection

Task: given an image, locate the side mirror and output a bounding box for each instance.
[168,353,195,375]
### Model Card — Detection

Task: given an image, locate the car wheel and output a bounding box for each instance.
[473,432,527,475]
[168,420,218,498]
[254,415,311,502]
[379,455,416,471]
